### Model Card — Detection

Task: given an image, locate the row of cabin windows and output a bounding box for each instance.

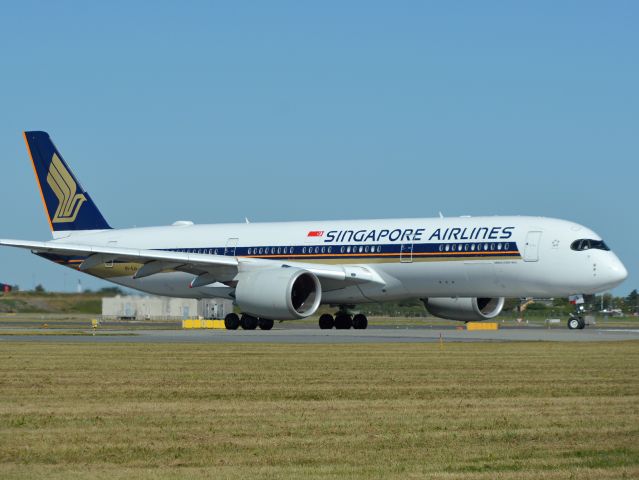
[174,248,219,255]
[248,245,385,255]
[248,246,295,255]
[438,242,511,253]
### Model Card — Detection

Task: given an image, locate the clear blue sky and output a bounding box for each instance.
[0,1,636,296]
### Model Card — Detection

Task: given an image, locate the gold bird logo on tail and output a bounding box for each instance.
[46,153,86,223]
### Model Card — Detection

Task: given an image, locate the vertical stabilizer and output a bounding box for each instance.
[23,131,111,234]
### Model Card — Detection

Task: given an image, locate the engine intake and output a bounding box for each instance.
[235,267,321,320]
[423,297,505,322]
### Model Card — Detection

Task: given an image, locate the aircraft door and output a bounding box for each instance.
[224,238,239,257]
[400,242,413,263]
[523,231,542,262]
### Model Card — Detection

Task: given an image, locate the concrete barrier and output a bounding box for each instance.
[466,322,499,331]
[182,319,226,329]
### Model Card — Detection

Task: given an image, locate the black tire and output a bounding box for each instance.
[225,313,240,330]
[352,313,368,330]
[567,316,580,330]
[319,314,334,329]
[334,313,352,330]
[577,317,586,329]
[241,314,258,330]
[258,318,274,330]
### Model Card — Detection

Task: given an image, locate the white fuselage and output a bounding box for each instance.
[50,215,627,303]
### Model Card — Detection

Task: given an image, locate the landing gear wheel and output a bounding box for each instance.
[319,314,334,329]
[568,316,581,330]
[258,318,274,330]
[352,313,368,330]
[225,313,240,330]
[240,314,258,330]
[334,312,353,329]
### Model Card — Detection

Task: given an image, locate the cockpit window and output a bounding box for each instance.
[570,239,610,251]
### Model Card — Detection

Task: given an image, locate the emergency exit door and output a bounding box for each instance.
[523,231,542,262]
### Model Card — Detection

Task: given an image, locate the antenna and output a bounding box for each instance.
[438,212,444,219]
[245,217,250,224]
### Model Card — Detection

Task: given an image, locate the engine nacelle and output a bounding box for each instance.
[235,267,322,320]
[423,297,505,322]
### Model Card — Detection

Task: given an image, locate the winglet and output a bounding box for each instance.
[23,131,111,233]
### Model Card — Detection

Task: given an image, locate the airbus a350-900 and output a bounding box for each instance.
[0,132,628,330]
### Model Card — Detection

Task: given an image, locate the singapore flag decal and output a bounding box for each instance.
[307,231,324,237]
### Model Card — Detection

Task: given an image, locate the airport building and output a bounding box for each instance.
[102,295,233,321]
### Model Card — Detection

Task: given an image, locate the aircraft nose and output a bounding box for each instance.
[606,255,628,287]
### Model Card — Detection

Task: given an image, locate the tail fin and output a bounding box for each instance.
[23,131,111,234]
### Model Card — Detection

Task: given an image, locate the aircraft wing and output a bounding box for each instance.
[0,239,385,288]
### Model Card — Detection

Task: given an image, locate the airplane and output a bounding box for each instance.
[0,131,628,331]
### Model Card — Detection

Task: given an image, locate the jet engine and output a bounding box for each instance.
[235,267,322,320]
[423,297,505,322]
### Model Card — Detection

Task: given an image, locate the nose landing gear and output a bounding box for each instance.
[567,301,587,330]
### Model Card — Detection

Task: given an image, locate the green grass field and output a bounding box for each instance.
[0,342,638,479]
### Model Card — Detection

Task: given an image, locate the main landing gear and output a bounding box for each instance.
[318,311,368,330]
[224,313,274,330]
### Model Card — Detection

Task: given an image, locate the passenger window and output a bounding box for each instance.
[248,248,252,255]
[340,246,345,253]
[302,247,306,254]
[321,246,325,253]
[347,246,351,253]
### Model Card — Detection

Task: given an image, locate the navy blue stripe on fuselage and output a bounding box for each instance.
[38,241,521,267]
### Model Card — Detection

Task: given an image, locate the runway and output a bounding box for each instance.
[1,325,639,343]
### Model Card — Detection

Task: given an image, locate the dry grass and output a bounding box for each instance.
[0,342,637,479]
